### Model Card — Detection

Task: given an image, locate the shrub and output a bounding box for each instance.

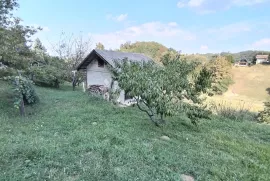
[258,102,270,123]
[27,66,65,88]
[4,75,39,109]
[0,67,17,78]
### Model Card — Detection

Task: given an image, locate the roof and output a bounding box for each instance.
[77,49,152,70]
[256,55,269,59]
[240,59,248,62]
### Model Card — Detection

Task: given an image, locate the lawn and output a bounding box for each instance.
[0,81,270,181]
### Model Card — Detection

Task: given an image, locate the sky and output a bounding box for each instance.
[16,0,270,54]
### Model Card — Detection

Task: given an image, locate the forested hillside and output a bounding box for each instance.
[118,41,177,62]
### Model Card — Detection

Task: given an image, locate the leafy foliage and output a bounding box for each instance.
[112,56,212,126]
[206,56,233,95]
[258,102,270,123]
[96,42,105,50]
[3,75,39,109]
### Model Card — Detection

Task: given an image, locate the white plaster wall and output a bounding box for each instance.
[87,60,126,104]
[256,58,267,64]
[87,59,112,87]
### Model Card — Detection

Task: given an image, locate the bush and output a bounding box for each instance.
[27,66,65,88]
[0,67,17,78]
[258,102,270,123]
[4,76,39,109]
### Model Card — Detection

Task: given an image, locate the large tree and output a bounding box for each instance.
[51,32,92,89]
[0,0,39,70]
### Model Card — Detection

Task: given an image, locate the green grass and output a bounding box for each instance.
[0,81,270,181]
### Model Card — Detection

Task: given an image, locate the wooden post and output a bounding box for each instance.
[82,82,86,92]
[72,70,76,91]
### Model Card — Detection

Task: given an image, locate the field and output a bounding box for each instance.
[0,81,270,181]
[208,65,270,112]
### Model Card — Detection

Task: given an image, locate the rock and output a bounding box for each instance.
[160,135,170,141]
[92,122,97,125]
[180,174,194,181]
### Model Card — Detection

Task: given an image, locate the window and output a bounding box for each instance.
[125,91,133,100]
[98,59,105,67]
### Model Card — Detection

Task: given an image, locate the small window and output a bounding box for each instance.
[98,59,105,67]
[125,91,133,100]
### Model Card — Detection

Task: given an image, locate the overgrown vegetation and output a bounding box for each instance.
[206,56,233,95]
[258,102,270,123]
[209,100,257,122]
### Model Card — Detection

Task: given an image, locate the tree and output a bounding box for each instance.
[33,38,47,53]
[51,32,92,89]
[112,56,212,126]
[0,0,40,114]
[0,0,39,70]
[206,56,233,95]
[95,42,105,50]
[225,55,234,63]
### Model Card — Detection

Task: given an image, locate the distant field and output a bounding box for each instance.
[209,65,270,112]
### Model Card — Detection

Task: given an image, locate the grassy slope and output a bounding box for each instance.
[0,81,270,181]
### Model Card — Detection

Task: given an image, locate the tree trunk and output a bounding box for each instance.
[19,99,25,117]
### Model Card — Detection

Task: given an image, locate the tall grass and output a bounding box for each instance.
[209,100,257,121]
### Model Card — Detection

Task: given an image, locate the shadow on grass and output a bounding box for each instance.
[266,88,270,95]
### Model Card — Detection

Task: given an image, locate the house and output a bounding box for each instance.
[76,49,152,104]
[235,58,249,67]
[256,55,269,64]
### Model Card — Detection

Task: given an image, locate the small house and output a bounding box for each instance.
[76,49,152,104]
[235,59,249,67]
[256,55,269,64]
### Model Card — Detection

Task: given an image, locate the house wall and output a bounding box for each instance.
[256,58,267,64]
[86,59,125,104]
[86,59,112,87]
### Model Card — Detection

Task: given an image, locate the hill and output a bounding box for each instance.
[208,65,270,112]
[118,41,176,62]
[0,81,270,180]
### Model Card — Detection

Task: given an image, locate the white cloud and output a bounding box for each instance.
[29,24,50,32]
[168,22,178,27]
[177,0,269,13]
[89,21,196,52]
[252,38,270,48]
[200,45,208,50]
[107,14,128,22]
[42,26,50,32]
[232,0,269,6]
[209,22,251,33]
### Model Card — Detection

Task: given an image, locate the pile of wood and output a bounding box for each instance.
[87,85,110,100]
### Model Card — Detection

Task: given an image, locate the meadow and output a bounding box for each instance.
[0,81,270,181]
